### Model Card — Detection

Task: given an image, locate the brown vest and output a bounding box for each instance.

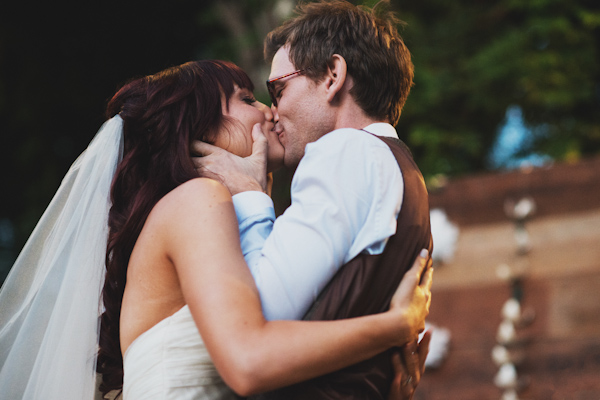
[255,136,433,400]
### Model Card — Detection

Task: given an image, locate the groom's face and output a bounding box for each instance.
[268,46,334,168]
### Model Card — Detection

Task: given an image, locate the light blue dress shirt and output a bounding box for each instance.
[233,124,405,321]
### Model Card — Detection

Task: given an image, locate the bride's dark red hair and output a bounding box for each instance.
[96,60,253,395]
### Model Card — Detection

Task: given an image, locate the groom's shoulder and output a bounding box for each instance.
[309,128,364,150]
[304,128,393,164]
[315,127,391,149]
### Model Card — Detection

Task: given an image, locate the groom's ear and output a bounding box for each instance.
[324,54,348,104]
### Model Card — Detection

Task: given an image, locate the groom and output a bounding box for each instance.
[194,1,432,398]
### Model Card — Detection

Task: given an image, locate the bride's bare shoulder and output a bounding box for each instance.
[171,177,230,200]
[151,178,232,221]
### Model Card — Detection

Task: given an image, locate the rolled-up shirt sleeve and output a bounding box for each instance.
[233,191,276,262]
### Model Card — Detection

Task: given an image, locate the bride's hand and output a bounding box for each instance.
[390,249,433,345]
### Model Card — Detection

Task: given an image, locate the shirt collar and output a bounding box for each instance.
[362,123,399,139]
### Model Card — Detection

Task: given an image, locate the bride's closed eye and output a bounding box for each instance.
[242,96,257,105]
[238,88,257,105]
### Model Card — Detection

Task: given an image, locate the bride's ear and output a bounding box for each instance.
[324,54,347,103]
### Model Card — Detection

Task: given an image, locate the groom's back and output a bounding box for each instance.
[259,136,433,400]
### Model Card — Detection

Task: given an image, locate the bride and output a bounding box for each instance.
[0,60,432,399]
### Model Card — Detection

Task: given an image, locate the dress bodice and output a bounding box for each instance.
[123,305,238,399]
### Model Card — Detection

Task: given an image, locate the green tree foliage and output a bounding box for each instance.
[394,0,600,179]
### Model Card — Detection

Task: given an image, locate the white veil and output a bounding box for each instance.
[0,116,124,399]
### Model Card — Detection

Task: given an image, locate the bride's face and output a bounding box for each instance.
[213,86,284,172]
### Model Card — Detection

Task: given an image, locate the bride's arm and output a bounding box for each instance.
[161,178,432,396]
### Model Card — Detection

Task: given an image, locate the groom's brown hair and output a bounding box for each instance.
[264,0,414,126]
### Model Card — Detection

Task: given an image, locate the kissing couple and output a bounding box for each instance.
[0,1,433,399]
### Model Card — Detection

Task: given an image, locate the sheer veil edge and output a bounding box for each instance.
[0,116,124,399]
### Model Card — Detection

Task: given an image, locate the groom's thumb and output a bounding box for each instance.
[251,124,268,158]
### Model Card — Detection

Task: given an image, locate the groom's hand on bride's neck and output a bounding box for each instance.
[191,125,269,196]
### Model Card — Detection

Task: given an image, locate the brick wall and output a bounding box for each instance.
[429,156,600,226]
[419,156,600,399]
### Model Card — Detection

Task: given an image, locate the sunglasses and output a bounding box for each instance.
[266,69,306,107]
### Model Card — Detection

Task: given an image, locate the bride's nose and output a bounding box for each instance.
[256,101,274,122]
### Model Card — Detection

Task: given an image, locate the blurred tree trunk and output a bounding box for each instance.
[210,0,295,99]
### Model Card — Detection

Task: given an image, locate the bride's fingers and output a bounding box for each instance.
[390,249,430,310]
[420,257,433,287]
[388,352,403,400]
[388,352,413,400]
[410,249,430,287]
[402,340,420,388]
[418,330,432,375]
[418,258,433,292]
[420,265,434,309]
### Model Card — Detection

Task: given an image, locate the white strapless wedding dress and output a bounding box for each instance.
[122,305,238,399]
